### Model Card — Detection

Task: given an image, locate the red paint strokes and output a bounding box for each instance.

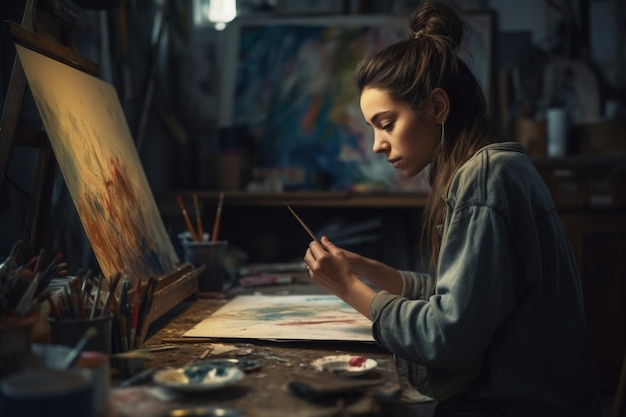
[349,356,366,367]
[277,319,359,326]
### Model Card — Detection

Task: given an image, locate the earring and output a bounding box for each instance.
[440,121,445,148]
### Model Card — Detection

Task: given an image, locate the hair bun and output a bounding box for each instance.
[409,1,465,50]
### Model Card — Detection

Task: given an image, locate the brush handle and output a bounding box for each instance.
[211,192,224,242]
[61,326,98,369]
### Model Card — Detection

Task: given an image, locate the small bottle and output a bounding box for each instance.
[546,108,568,157]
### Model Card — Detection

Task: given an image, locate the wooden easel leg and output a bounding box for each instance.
[0,60,28,187]
[22,134,56,259]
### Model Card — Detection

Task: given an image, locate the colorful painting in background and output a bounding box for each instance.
[228,17,410,191]
[16,45,180,283]
[183,294,375,341]
[225,14,491,192]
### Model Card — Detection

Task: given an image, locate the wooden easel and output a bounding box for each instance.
[0,0,201,347]
[0,0,95,262]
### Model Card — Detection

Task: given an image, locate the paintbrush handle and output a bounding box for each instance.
[61,326,98,369]
[193,193,204,238]
[182,208,200,242]
[101,272,121,317]
[119,367,156,387]
[90,274,104,319]
[160,337,216,344]
[178,196,201,241]
[211,192,224,242]
[285,203,319,242]
[46,292,61,319]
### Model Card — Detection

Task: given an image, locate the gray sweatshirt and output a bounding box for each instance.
[370,142,598,415]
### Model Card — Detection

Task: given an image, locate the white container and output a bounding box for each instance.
[33,344,109,417]
[546,108,568,157]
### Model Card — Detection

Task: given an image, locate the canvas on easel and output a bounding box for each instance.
[15,44,180,283]
[12,38,199,344]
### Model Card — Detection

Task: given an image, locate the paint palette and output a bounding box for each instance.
[153,363,244,393]
[311,355,377,377]
[167,406,242,417]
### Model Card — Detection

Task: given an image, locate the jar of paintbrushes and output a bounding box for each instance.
[45,270,117,354]
[0,240,69,376]
[176,192,231,293]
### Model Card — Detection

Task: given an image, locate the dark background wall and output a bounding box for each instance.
[0,0,623,268]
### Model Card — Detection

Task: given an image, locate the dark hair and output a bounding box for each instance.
[355,1,496,270]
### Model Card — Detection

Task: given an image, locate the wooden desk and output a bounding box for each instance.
[111,282,434,417]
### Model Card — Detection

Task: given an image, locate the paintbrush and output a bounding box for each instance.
[46,291,61,319]
[177,195,201,242]
[62,284,75,318]
[211,192,224,242]
[100,272,121,317]
[60,326,98,369]
[89,273,104,319]
[193,193,204,240]
[129,279,142,350]
[69,277,86,319]
[38,252,62,279]
[14,271,41,315]
[118,367,156,387]
[37,256,66,294]
[134,275,157,348]
[118,274,131,352]
[284,203,319,243]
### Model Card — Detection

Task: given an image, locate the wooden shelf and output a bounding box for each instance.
[157,191,430,217]
[157,155,626,216]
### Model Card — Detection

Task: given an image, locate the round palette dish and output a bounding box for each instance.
[153,363,244,393]
[199,358,261,373]
[168,406,243,417]
[311,355,377,377]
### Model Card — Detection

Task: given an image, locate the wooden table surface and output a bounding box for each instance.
[108,282,434,417]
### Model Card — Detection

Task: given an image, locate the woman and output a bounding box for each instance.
[303,2,599,416]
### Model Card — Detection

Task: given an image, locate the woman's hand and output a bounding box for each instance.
[305,236,357,297]
[305,236,403,295]
[304,236,376,319]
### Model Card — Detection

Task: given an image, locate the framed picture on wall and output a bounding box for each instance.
[218,13,493,192]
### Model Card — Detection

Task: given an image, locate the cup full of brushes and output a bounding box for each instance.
[0,241,69,376]
[45,271,117,355]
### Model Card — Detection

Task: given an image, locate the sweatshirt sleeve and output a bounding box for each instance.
[399,270,436,300]
[370,204,519,370]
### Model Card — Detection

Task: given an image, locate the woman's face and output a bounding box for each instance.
[360,87,440,177]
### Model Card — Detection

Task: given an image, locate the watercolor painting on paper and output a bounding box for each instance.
[16,44,180,283]
[183,294,374,342]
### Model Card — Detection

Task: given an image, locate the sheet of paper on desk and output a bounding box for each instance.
[183,294,374,342]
